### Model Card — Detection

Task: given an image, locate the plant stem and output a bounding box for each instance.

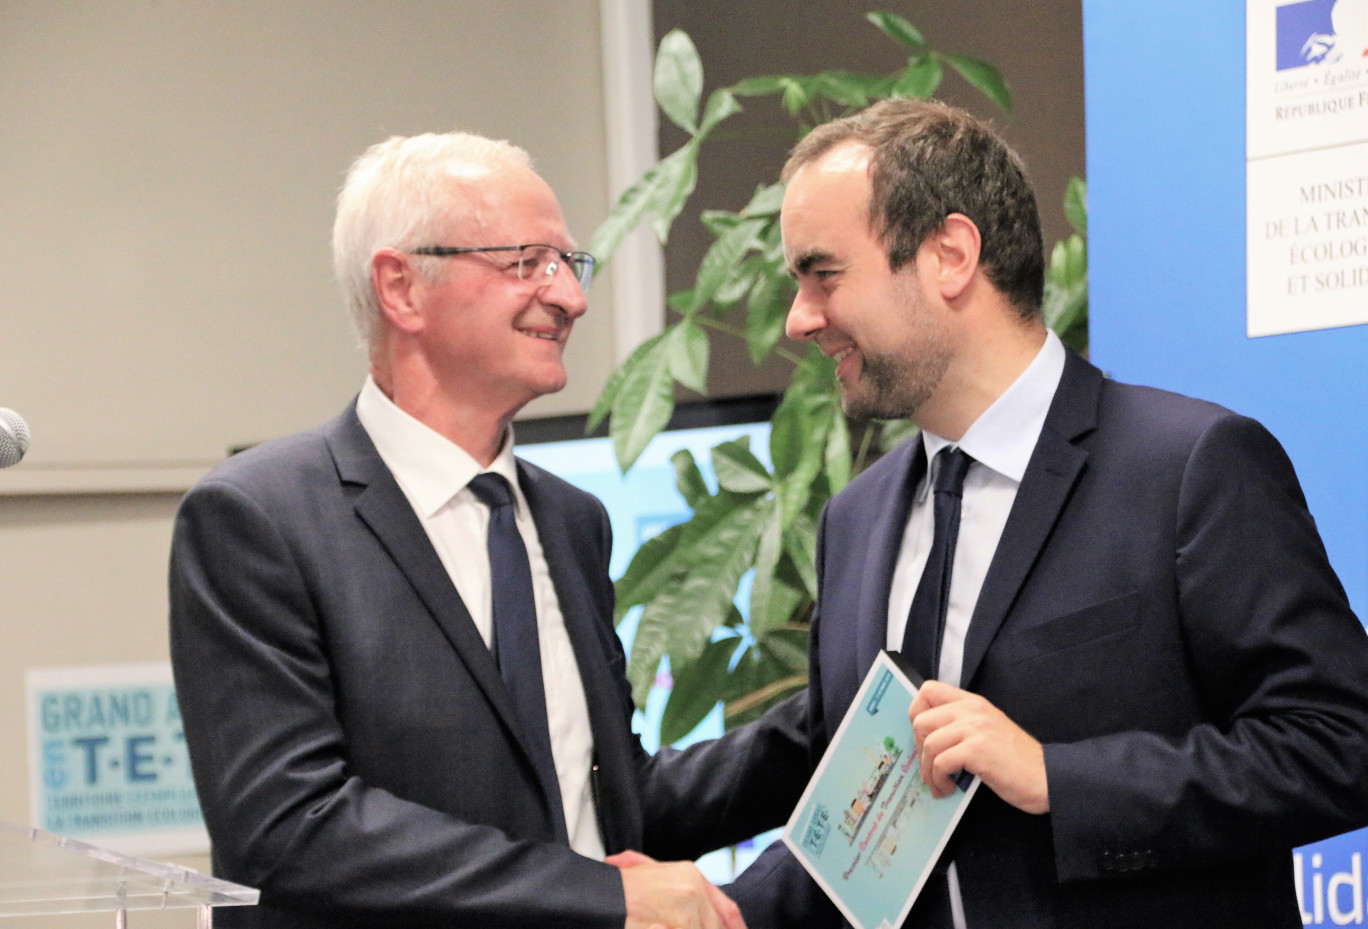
[689,314,814,370]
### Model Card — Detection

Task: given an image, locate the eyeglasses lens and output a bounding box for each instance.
[517,246,595,292]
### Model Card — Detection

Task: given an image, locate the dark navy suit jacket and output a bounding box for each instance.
[170,405,807,929]
[732,349,1368,929]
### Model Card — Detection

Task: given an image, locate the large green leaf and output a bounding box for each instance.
[771,351,840,526]
[700,209,744,238]
[779,77,813,117]
[667,319,710,394]
[685,216,765,313]
[660,636,741,744]
[890,56,942,99]
[612,521,687,626]
[723,635,807,729]
[769,369,824,479]
[740,181,786,218]
[823,395,852,495]
[712,439,773,494]
[940,53,1012,113]
[867,11,926,50]
[714,255,765,309]
[745,268,794,365]
[750,508,809,638]
[588,143,698,262]
[610,334,675,471]
[626,495,771,703]
[808,70,878,108]
[698,87,743,135]
[748,499,784,638]
[614,489,760,618]
[1064,176,1088,236]
[757,626,810,674]
[782,508,819,601]
[648,142,701,244]
[654,29,703,133]
[1044,276,1088,342]
[671,448,709,509]
[728,74,792,97]
[587,332,664,432]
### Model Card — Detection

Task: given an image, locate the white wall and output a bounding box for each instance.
[0,7,624,919]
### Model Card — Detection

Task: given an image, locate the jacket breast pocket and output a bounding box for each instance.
[1009,590,1142,664]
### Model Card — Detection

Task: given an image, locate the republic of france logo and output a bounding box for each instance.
[1277,0,1368,71]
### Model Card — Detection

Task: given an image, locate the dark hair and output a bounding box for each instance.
[783,99,1044,318]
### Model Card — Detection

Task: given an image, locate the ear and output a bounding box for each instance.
[371,249,427,335]
[925,213,982,302]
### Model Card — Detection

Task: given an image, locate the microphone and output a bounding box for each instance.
[0,408,30,468]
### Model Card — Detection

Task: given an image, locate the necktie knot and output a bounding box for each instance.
[468,472,515,510]
[932,447,973,497]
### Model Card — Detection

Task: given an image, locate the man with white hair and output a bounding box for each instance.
[170,132,803,929]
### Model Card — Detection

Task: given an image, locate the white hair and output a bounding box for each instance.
[331,132,533,348]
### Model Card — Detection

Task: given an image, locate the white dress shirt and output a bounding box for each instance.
[883,331,1065,928]
[886,330,1067,687]
[356,377,604,858]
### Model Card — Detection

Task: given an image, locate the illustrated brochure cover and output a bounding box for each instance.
[782,651,981,929]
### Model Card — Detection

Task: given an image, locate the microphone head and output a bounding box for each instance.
[0,408,30,468]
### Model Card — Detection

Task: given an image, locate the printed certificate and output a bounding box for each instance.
[782,652,980,929]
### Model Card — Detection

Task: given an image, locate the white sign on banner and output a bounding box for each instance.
[1247,0,1368,337]
[26,663,208,857]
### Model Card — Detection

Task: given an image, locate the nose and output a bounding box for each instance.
[539,259,588,318]
[785,284,824,342]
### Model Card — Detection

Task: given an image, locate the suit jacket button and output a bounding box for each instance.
[1101,851,1114,872]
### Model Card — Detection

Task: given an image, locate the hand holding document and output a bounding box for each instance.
[782,652,981,929]
[910,679,1048,813]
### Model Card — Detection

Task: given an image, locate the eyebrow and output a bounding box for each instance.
[790,248,836,276]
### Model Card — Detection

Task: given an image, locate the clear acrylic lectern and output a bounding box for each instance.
[0,820,257,926]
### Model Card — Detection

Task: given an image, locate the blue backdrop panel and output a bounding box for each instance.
[1085,1,1368,921]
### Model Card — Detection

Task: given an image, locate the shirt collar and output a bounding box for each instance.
[920,329,1066,484]
[355,376,523,517]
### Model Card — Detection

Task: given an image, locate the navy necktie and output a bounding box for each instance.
[902,447,974,681]
[467,472,568,843]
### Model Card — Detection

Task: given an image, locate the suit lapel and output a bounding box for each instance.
[960,350,1100,688]
[855,439,925,676]
[323,407,527,756]
[518,459,640,850]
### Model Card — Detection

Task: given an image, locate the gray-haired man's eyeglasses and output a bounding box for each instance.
[410,244,596,292]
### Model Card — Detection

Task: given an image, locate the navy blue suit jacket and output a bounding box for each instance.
[170,405,806,929]
[732,349,1368,928]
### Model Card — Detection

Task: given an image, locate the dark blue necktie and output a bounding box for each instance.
[902,447,974,681]
[467,472,568,843]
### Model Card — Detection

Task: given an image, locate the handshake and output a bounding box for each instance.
[611,850,747,929]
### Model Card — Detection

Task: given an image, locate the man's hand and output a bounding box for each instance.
[608,851,746,929]
[909,680,1049,814]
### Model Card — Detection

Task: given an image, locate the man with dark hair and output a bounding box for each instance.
[731,98,1368,927]
[170,131,802,929]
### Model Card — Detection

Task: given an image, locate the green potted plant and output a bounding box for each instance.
[586,12,1088,745]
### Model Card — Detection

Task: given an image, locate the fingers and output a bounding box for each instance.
[620,859,740,929]
[703,881,747,929]
[607,849,657,869]
[908,684,1049,814]
[908,678,958,718]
